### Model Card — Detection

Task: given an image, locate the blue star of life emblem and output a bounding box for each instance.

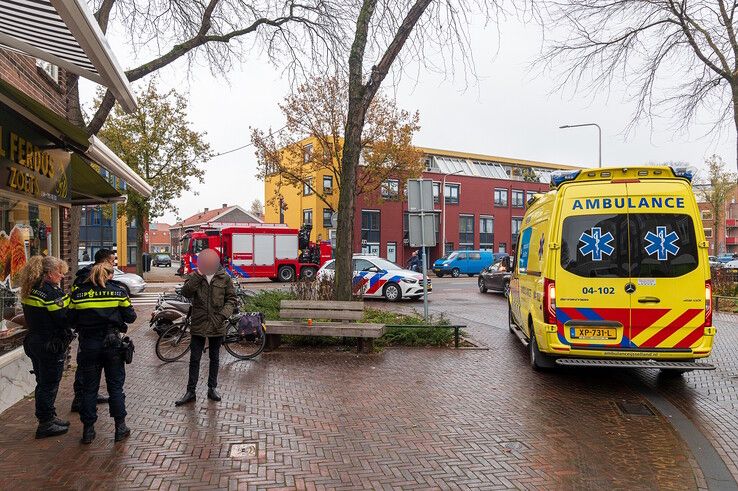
[579,227,614,261]
[644,226,679,261]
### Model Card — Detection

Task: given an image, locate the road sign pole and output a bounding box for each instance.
[419,208,428,322]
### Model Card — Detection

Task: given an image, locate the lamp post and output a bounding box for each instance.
[559,123,602,168]
[441,170,463,257]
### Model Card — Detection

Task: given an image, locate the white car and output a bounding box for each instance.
[317,255,431,301]
[77,262,147,296]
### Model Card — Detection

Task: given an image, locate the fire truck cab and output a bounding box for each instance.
[178,224,331,282]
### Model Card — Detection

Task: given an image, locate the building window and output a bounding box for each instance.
[361,210,381,244]
[303,178,313,196]
[526,190,537,204]
[445,183,460,204]
[498,243,506,254]
[511,217,523,246]
[381,179,400,199]
[494,188,508,207]
[702,210,713,221]
[302,209,313,226]
[128,246,138,265]
[323,208,333,228]
[36,59,58,83]
[480,216,494,250]
[512,190,525,208]
[704,228,713,239]
[303,143,313,163]
[91,208,101,225]
[459,215,474,248]
[445,242,455,254]
[323,175,333,194]
[432,182,440,204]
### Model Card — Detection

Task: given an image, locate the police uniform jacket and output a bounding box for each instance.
[68,280,136,336]
[21,281,69,335]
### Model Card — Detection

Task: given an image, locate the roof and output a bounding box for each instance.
[419,147,580,171]
[172,205,262,229]
[0,0,136,111]
[150,223,171,232]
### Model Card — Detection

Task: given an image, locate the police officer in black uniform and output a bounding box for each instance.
[18,255,73,438]
[69,262,136,444]
[70,248,115,412]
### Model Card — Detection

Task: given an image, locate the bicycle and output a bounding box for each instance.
[155,312,266,363]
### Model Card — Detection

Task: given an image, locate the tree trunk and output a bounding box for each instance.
[734,89,738,176]
[66,72,84,274]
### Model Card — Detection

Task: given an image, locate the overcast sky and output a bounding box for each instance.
[81,13,734,225]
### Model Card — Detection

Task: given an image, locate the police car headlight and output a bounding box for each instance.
[401,278,418,284]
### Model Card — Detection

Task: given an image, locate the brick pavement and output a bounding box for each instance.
[0,298,699,490]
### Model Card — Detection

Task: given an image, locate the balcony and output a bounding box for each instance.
[727,237,738,245]
[726,218,738,228]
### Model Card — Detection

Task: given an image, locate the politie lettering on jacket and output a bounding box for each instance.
[572,197,685,210]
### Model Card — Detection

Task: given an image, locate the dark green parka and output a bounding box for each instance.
[180,268,238,337]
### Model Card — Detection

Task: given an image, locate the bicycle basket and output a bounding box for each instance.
[237,312,264,341]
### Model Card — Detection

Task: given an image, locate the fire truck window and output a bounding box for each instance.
[193,238,209,254]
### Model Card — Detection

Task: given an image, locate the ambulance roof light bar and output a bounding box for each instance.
[671,165,696,183]
[550,169,581,188]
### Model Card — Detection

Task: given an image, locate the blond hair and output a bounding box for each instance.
[17,255,69,299]
[88,262,114,288]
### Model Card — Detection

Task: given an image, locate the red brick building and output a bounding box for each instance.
[349,148,577,266]
[696,187,738,256]
[149,223,171,254]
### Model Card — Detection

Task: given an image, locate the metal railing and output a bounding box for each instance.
[384,324,466,348]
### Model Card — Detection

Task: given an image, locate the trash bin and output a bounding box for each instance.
[143,253,152,273]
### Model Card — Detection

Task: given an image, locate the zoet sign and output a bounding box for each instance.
[0,106,71,204]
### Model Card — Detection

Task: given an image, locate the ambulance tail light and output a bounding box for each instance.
[705,280,712,327]
[543,278,556,324]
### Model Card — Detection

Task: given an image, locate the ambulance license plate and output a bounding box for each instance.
[571,327,617,340]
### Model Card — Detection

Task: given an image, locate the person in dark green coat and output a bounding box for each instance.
[175,249,237,406]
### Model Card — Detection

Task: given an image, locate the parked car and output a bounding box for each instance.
[708,256,721,269]
[153,253,172,267]
[433,250,504,278]
[113,268,147,296]
[317,255,431,302]
[478,255,512,295]
[717,254,736,264]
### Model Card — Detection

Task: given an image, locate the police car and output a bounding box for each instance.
[317,255,431,301]
[508,166,715,372]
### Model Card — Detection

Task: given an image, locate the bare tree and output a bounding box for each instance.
[332,0,525,300]
[541,0,738,172]
[697,155,737,254]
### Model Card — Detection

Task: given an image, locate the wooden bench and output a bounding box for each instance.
[266,300,385,353]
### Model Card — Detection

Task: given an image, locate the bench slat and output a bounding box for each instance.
[280,300,364,311]
[267,321,385,338]
[280,309,363,321]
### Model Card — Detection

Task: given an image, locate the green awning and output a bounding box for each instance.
[0,77,90,152]
[70,154,124,205]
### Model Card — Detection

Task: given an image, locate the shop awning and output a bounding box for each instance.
[70,153,125,205]
[0,78,153,198]
[0,0,136,112]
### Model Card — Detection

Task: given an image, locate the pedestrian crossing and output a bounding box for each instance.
[131,292,164,307]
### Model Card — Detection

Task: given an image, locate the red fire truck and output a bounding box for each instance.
[177,224,332,282]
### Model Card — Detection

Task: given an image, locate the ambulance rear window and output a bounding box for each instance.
[630,213,698,278]
[560,214,630,278]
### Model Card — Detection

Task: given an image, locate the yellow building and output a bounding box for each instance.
[264,137,340,243]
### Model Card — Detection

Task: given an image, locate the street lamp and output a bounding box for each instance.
[559,123,602,168]
[441,170,463,257]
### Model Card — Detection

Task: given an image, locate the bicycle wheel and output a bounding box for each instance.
[156,324,192,362]
[224,323,266,360]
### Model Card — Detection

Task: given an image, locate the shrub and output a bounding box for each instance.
[240,290,294,320]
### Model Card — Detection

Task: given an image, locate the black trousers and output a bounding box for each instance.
[78,336,126,426]
[23,333,64,423]
[187,335,223,392]
[73,344,83,397]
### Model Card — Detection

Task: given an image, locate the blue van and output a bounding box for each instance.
[433,250,502,277]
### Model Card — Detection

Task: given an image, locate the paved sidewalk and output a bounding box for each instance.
[0,304,700,489]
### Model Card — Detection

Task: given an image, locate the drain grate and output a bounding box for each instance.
[229,441,259,458]
[616,401,655,416]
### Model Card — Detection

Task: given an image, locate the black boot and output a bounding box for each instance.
[96,394,109,404]
[207,388,221,402]
[81,425,96,444]
[174,391,196,406]
[35,420,69,439]
[53,417,70,427]
[70,396,81,413]
[114,418,131,442]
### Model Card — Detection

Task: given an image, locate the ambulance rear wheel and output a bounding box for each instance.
[507,304,515,333]
[384,283,402,302]
[277,266,295,282]
[529,319,555,371]
[300,267,317,281]
[451,268,460,278]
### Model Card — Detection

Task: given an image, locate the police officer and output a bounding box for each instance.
[17,255,73,438]
[69,263,136,444]
[70,249,115,412]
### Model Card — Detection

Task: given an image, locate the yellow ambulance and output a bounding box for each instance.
[507,166,716,372]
